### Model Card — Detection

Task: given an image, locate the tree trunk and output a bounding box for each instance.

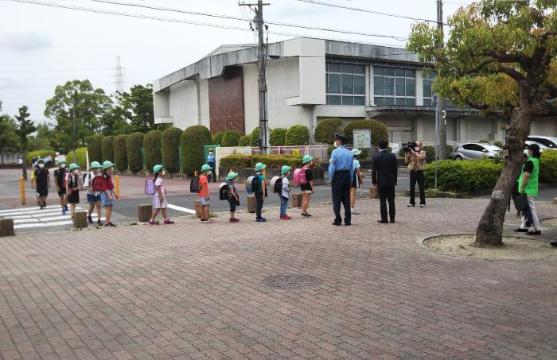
[22,152,28,180]
[474,104,534,247]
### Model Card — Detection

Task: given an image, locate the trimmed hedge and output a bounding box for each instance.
[221,130,241,147]
[161,127,182,173]
[249,128,261,147]
[181,125,212,176]
[220,154,304,169]
[144,130,162,172]
[424,159,504,192]
[270,128,287,146]
[101,136,115,163]
[239,135,251,146]
[540,150,557,184]
[315,118,344,144]
[114,134,128,172]
[66,147,87,167]
[285,125,309,145]
[86,134,103,163]
[26,149,56,165]
[127,132,144,172]
[212,132,225,146]
[343,119,388,145]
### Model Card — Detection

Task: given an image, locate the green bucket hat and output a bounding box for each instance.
[69,163,80,171]
[352,148,362,156]
[56,159,66,165]
[201,164,212,173]
[37,158,45,164]
[90,161,102,169]
[281,165,291,176]
[255,162,266,171]
[226,171,238,180]
[102,160,114,170]
[153,164,164,174]
[302,155,314,164]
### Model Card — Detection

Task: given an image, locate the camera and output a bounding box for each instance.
[402,141,417,153]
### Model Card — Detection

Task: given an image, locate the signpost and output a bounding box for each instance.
[353,129,372,150]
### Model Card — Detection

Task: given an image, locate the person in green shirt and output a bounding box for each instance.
[517,143,541,235]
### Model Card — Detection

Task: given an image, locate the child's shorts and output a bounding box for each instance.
[153,195,168,209]
[199,197,210,206]
[87,193,101,203]
[100,191,113,207]
[228,199,236,212]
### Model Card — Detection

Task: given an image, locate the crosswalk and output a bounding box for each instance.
[0,205,103,230]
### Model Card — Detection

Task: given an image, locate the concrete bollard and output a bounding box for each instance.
[247,196,256,213]
[369,187,378,199]
[73,210,88,229]
[291,193,303,208]
[194,200,202,218]
[0,218,15,237]
[138,204,152,222]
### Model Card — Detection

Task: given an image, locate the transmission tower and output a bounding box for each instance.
[114,56,125,93]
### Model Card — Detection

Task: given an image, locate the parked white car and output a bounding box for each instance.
[453,143,502,160]
[526,136,557,150]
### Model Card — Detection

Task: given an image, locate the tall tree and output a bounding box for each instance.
[44,80,113,153]
[408,0,557,247]
[0,102,20,163]
[115,84,155,133]
[15,105,37,179]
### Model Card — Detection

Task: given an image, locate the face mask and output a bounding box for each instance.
[334,142,340,148]
[60,164,66,169]
[38,164,44,168]
[161,171,166,176]
[73,170,79,175]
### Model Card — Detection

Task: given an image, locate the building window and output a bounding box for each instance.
[326,63,366,106]
[373,66,416,106]
[423,70,435,107]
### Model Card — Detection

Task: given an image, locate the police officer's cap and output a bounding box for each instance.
[334,132,347,142]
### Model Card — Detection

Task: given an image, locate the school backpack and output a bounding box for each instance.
[245,175,255,195]
[292,167,308,185]
[145,177,155,195]
[270,176,282,194]
[218,182,229,200]
[190,176,200,193]
[91,175,106,192]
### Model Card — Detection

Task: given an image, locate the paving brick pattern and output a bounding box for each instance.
[1,198,556,360]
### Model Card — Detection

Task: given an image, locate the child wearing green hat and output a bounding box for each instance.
[226,171,240,223]
[253,162,267,222]
[149,164,174,225]
[100,160,118,227]
[84,161,103,225]
[66,163,81,219]
[199,164,212,222]
[280,165,292,220]
[300,155,315,217]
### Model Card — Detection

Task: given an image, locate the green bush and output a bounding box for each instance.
[423,146,436,163]
[424,159,503,192]
[181,125,212,176]
[270,128,287,146]
[249,128,261,147]
[161,127,182,173]
[221,130,241,147]
[86,134,103,163]
[66,147,87,167]
[315,118,344,144]
[540,150,557,184]
[285,125,310,145]
[220,154,305,169]
[212,132,225,146]
[114,134,128,172]
[144,130,162,172]
[343,119,388,145]
[101,136,115,163]
[26,149,56,165]
[493,141,504,149]
[127,132,144,172]
[239,135,251,146]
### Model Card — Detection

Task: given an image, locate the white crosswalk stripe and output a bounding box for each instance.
[0,205,104,230]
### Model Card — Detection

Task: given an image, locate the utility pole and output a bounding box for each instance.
[239,0,270,153]
[73,90,77,162]
[436,0,447,160]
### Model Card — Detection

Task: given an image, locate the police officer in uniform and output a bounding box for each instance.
[329,132,354,226]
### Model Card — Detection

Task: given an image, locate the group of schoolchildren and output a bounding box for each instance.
[33,159,119,227]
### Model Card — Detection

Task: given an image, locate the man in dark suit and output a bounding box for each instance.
[372,139,398,224]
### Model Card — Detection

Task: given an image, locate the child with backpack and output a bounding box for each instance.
[198,164,212,222]
[226,171,240,222]
[100,160,118,227]
[66,163,81,219]
[54,160,68,214]
[148,164,175,225]
[279,165,291,220]
[294,155,315,217]
[84,161,103,225]
[253,162,267,222]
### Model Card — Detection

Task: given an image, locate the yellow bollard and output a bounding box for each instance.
[19,177,26,205]
[114,175,120,198]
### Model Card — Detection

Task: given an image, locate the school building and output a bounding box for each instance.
[152,37,557,146]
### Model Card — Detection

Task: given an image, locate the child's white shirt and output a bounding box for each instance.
[281,176,290,198]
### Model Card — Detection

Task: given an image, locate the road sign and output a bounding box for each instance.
[353,129,372,149]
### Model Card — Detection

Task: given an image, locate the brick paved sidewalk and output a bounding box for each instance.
[1,198,556,360]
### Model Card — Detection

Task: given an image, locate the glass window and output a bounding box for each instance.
[422,69,435,107]
[327,74,341,94]
[327,95,341,105]
[373,65,416,106]
[326,62,366,105]
[342,74,354,93]
[342,96,354,105]
[354,76,365,95]
[354,96,365,105]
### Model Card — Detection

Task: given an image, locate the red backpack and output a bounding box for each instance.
[292,167,308,185]
[91,176,106,192]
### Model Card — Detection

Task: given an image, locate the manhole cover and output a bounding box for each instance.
[262,274,322,289]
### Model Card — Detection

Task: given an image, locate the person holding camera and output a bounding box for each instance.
[405,140,427,207]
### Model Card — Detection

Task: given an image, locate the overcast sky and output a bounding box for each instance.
[0,0,472,124]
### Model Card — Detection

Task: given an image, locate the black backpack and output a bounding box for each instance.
[271,176,282,194]
[190,176,200,193]
[219,183,229,200]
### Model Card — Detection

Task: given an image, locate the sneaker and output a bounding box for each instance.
[148,220,159,225]
[163,219,175,225]
[514,228,528,233]
[97,220,104,226]
[280,215,292,220]
[64,205,68,212]
[104,222,116,227]
[420,204,426,208]
[256,218,266,223]
[87,216,93,224]
[527,230,541,236]
[62,209,67,215]
[351,209,359,215]
[407,203,415,207]
[301,213,313,218]
[229,218,239,223]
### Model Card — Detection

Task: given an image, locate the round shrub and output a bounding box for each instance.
[161,127,182,173]
[423,145,436,163]
[220,154,304,169]
[270,128,287,146]
[315,118,344,144]
[540,150,557,184]
[424,159,503,192]
[221,130,241,147]
[113,134,128,172]
[101,136,115,163]
[343,119,388,145]
[86,134,103,163]
[127,132,144,172]
[144,130,162,172]
[181,125,212,176]
[212,132,225,145]
[239,135,251,146]
[285,125,309,145]
[249,128,261,147]
[26,149,56,165]
[66,147,87,167]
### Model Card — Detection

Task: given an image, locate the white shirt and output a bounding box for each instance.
[281,176,290,198]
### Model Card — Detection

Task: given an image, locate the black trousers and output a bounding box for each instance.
[409,170,426,206]
[331,171,351,224]
[378,186,396,222]
[255,195,264,219]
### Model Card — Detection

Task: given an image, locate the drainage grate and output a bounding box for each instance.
[262,274,322,289]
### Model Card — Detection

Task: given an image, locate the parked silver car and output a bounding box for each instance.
[526,136,557,150]
[453,143,502,160]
